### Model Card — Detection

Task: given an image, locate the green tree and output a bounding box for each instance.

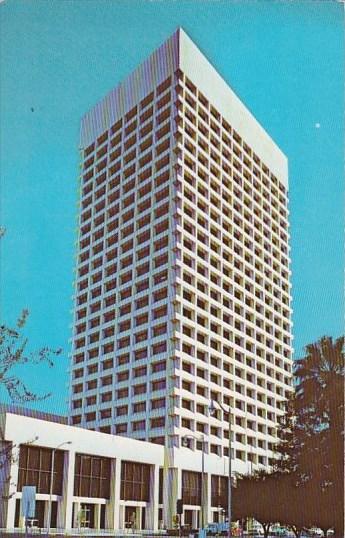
[294,336,344,487]
[276,336,344,536]
[233,471,284,538]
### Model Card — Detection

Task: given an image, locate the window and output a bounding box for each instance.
[101,375,112,386]
[117,405,128,416]
[100,408,112,420]
[151,361,166,373]
[133,383,147,395]
[117,387,129,399]
[211,475,228,508]
[135,348,147,361]
[152,341,167,355]
[74,453,111,498]
[86,395,97,406]
[120,461,150,501]
[151,416,165,428]
[133,401,146,413]
[117,371,129,382]
[182,470,201,505]
[116,423,128,434]
[132,420,146,431]
[151,398,165,410]
[152,379,166,391]
[18,445,64,495]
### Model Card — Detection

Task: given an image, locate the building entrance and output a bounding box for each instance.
[78,503,95,528]
[35,500,45,528]
[124,505,146,530]
[184,509,193,528]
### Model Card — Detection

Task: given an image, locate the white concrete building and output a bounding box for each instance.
[1,410,237,532]
[68,28,293,527]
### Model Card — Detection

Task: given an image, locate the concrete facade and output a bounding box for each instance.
[1,412,236,532]
[68,28,293,528]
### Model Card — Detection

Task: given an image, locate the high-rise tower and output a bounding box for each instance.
[69,28,293,478]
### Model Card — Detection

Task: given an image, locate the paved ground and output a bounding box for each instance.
[3,532,173,537]
[0,530,153,538]
[0,530,157,538]
[1,532,176,537]
[0,531,148,538]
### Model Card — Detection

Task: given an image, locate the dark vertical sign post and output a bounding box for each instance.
[176,499,183,538]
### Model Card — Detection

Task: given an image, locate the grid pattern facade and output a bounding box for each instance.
[69,29,293,471]
[70,75,179,444]
[172,73,292,467]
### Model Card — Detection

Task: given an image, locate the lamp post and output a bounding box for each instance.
[209,400,232,538]
[47,441,72,536]
[181,434,206,530]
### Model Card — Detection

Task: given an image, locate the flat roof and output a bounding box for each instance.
[80,27,288,186]
[0,404,67,424]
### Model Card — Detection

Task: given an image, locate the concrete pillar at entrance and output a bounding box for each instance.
[205,473,212,526]
[57,449,75,530]
[18,502,25,529]
[94,504,101,530]
[146,463,159,530]
[105,457,121,530]
[136,506,141,530]
[163,466,181,529]
[73,501,81,529]
[43,501,49,529]
[192,510,199,530]
[119,505,125,530]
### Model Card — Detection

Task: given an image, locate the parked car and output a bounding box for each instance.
[205,522,228,535]
[270,527,293,537]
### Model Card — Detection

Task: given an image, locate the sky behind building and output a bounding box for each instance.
[1,0,344,414]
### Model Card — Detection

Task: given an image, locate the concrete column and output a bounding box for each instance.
[73,501,80,529]
[163,466,180,529]
[146,463,159,530]
[1,444,20,529]
[193,510,199,529]
[94,504,101,530]
[177,467,183,526]
[112,458,121,530]
[43,501,49,528]
[136,506,141,530]
[205,472,212,525]
[18,499,25,529]
[105,458,116,529]
[57,449,75,531]
[119,504,125,530]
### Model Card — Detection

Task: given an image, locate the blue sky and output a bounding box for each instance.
[1,0,343,414]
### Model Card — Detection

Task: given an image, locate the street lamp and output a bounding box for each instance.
[47,441,72,536]
[181,434,206,530]
[209,400,232,538]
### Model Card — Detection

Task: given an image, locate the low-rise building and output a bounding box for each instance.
[0,410,241,532]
